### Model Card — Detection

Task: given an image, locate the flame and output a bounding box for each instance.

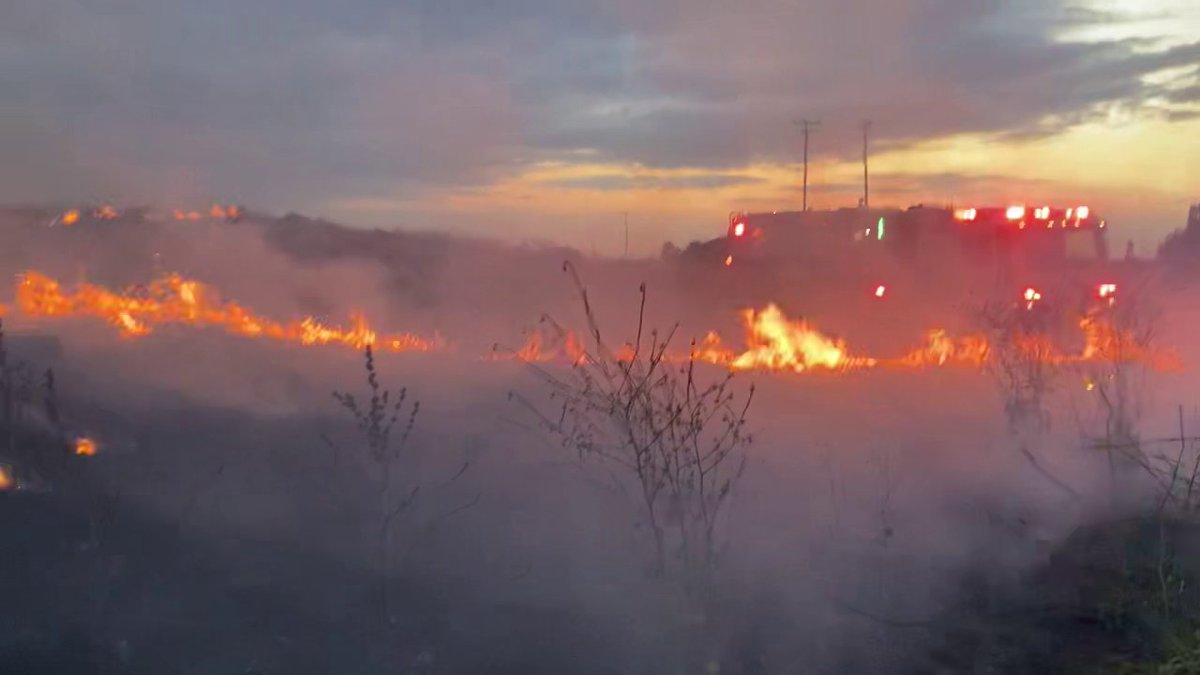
[93,205,118,220]
[207,203,241,220]
[175,204,239,221]
[892,329,990,368]
[15,271,439,354]
[493,323,644,365]
[1079,310,1182,372]
[691,331,735,366]
[0,464,12,491]
[61,210,80,226]
[494,324,591,364]
[75,437,97,456]
[4,271,1183,377]
[728,304,875,373]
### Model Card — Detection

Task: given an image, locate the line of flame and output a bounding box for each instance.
[15,271,440,353]
[6,271,1184,374]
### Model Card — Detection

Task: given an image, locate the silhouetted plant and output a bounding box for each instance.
[516,263,754,598]
[330,344,478,631]
[975,298,1058,433]
[332,343,419,624]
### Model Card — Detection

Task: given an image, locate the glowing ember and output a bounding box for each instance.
[61,210,80,226]
[75,437,97,456]
[15,271,440,354]
[0,464,13,491]
[93,205,119,220]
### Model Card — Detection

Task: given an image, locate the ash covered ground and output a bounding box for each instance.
[2,208,1200,674]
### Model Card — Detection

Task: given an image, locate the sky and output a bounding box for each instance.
[2,0,1198,254]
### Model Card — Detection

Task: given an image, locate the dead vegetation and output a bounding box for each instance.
[515,262,754,598]
[330,344,474,626]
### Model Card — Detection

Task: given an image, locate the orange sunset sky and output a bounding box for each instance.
[3,0,1197,255]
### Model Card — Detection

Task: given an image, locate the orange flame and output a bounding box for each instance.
[5,272,1182,376]
[0,464,13,491]
[890,329,990,368]
[728,304,875,373]
[15,271,439,354]
[492,323,645,365]
[493,324,591,364]
[61,210,80,226]
[1079,311,1182,372]
[74,437,97,456]
[691,331,735,366]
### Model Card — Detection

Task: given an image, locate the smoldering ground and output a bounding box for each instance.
[1,209,1197,673]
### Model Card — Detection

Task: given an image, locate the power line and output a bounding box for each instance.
[793,118,821,211]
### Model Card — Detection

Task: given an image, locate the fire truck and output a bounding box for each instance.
[678,203,1131,343]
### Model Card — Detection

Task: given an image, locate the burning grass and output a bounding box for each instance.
[3,270,1183,383]
[15,271,441,353]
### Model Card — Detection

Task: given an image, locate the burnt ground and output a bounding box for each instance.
[6,400,1200,675]
[0,405,631,675]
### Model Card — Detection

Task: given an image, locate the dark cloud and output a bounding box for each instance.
[527,3,1200,169]
[0,0,1195,215]
[546,173,764,191]
[1165,85,1200,104]
[1166,110,1200,122]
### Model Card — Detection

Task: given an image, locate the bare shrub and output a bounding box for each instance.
[975,298,1059,433]
[516,263,754,597]
[1078,290,1163,468]
[332,344,420,624]
[974,296,1082,498]
[330,345,475,625]
[0,320,76,493]
[0,320,121,558]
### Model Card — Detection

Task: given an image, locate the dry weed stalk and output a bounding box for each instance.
[332,344,419,624]
[518,263,754,596]
[1082,294,1161,465]
[330,344,477,626]
[975,298,1058,432]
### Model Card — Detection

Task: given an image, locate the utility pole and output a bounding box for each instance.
[794,118,821,211]
[623,212,629,258]
[861,120,872,208]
